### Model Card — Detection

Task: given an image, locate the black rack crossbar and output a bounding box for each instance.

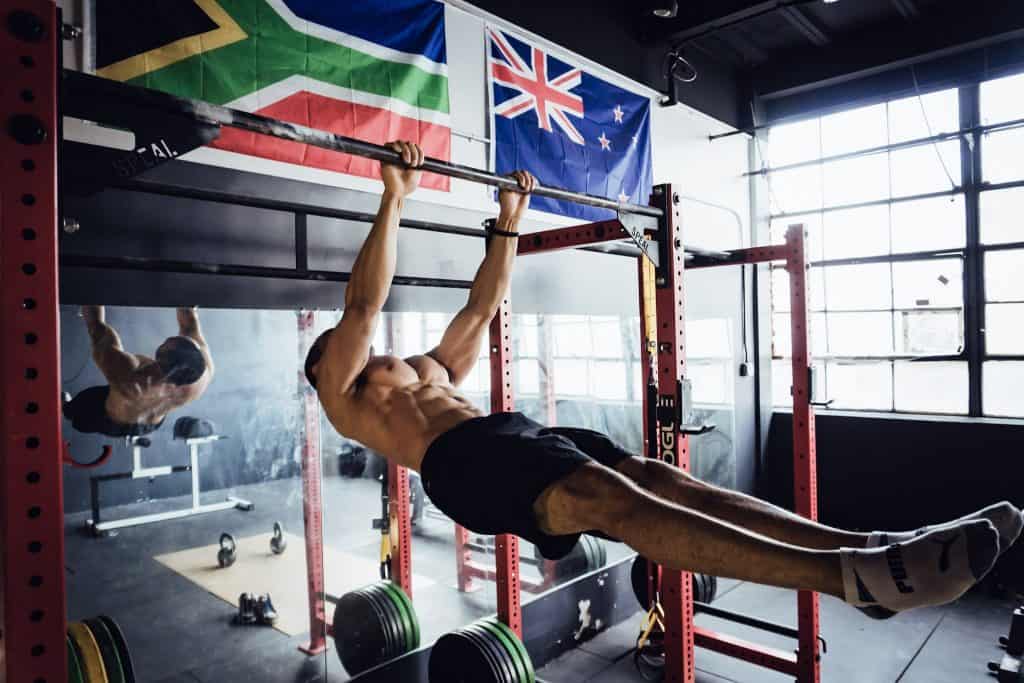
[694,602,800,641]
[60,254,474,289]
[66,70,663,219]
[106,178,645,259]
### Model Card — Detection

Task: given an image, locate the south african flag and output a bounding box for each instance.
[94,0,452,190]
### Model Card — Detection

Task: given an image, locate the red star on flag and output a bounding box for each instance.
[598,132,611,150]
[613,105,624,123]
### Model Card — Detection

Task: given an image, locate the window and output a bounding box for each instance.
[765,87,967,414]
[766,72,1024,417]
[980,73,1024,418]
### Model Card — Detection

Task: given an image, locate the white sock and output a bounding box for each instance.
[841,521,999,614]
[866,502,1023,554]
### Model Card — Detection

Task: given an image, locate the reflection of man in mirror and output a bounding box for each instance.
[63,306,213,437]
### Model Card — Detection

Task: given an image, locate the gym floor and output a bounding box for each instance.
[65,475,1015,683]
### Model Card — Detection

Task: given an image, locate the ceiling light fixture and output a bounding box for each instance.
[651,1,678,18]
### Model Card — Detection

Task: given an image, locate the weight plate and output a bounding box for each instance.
[334,591,390,675]
[466,622,517,683]
[365,583,409,655]
[68,622,109,683]
[485,619,535,683]
[84,619,126,683]
[477,619,530,683]
[429,630,498,683]
[582,536,599,574]
[352,588,398,662]
[595,538,607,567]
[362,586,407,659]
[377,580,420,649]
[97,616,135,683]
[460,625,512,683]
[67,634,85,683]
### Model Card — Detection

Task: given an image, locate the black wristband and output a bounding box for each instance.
[488,228,519,238]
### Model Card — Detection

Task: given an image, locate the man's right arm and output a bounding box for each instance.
[318,141,424,395]
[81,305,138,383]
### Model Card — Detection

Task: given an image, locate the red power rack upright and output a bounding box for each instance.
[1,1,68,681]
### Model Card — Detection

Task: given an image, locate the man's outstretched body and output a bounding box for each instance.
[63,305,214,437]
[306,141,1022,618]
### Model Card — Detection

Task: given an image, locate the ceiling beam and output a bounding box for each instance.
[778,5,831,46]
[666,1,789,43]
[891,0,921,20]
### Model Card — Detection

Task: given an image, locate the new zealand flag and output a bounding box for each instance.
[488,26,654,221]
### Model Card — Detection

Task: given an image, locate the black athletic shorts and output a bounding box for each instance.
[420,412,633,560]
[63,385,164,438]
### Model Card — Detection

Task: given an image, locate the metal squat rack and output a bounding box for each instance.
[1,3,819,680]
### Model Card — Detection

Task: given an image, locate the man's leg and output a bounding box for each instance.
[614,456,1023,553]
[614,456,866,550]
[534,462,999,614]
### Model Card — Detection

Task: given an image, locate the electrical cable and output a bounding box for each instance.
[911,65,958,192]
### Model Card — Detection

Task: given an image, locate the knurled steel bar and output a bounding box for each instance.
[64,70,663,219]
[2,3,68,681]
[490,301,522,636]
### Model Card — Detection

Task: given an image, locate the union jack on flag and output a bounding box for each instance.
[489,27,585,145]
[487,26,653,221]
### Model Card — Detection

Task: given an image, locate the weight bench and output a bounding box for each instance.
[85,417,253,536]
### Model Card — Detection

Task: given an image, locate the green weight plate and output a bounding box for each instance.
[97,617,135,683]
[365,583,410,654]
[353,589,398,662]
[582,536,599,572]
[377,580,420,649]
[486,619,535,683]
[477,619,529,683]
[84,619,125,683]
[360,586,405,658]
[595,538,607,567]
[67,634,85,683]
[460,625,513,683]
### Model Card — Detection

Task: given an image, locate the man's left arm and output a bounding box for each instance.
[429,171,535,385]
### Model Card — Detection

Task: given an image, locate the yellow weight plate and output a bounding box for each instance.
[68,622,109,683]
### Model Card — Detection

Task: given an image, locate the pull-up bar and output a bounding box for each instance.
[65,71,664,220]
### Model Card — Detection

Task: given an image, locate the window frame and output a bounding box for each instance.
[762,79,1024,417]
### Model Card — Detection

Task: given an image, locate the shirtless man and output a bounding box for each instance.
[305,141,1022,618]
[63,305,213,437]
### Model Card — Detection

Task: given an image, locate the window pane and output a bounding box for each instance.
[981,187,1024,246]
[986,304,1024,355]
[517,317,539,356]
[889,140,961,197]
[771,213,823,261]
[552,316,591,356]
[821,103,887,156]
[822,205,890,260]
[825,263,892,310]
[826,361,893,410]
[772,359,793,407]
[770,165,822,214]
[767,117,821,167]
[690,361,730,405]
[894,361,968,414]
[772,267,826,312]
[981,72,1024,126]
[591,317,623,358]
[896,309,963,355]
[822,154,890,206]
[986,250,1024,302]
[688,318,732,359]
[892,258,963,309]
[891,194,966,252]
[553,358,588,395]
[888,89,960,144]
[827,312,894,357]
[517,358,540,395]
[984,361,1024,418]
[983,128,1024,184]
[592,360,627,401]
